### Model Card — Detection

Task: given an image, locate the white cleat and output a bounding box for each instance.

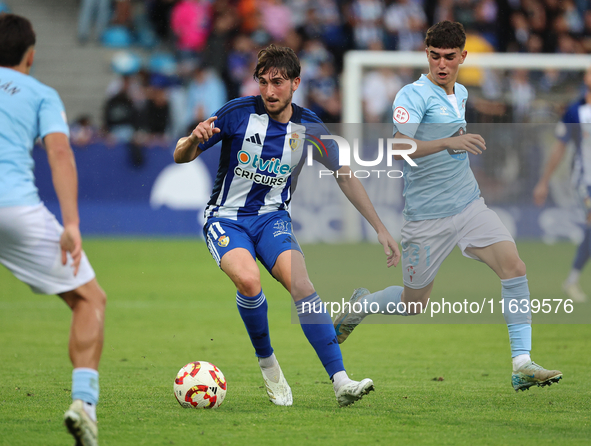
[562,282,587,303]
[259,359,293,406]
[335,378,374,407]
[64,399,98,446]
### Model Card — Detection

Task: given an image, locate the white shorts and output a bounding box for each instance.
[0,204,95,295]
[401,197,514,289]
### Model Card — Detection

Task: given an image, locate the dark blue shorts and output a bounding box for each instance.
[203,210,302,274]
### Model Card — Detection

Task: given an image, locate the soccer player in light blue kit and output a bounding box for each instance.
[334,21,562,392]
[174,45,400,406]
[0,14,106,445]
[533,65,591,303]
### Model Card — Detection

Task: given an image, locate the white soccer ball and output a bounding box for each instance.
[174,361,227,409]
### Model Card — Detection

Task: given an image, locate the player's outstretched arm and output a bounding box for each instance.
[394,132,486,159]
[43,132,83,275]
[533,140,567,207]
[174,116,220,163]
[334,166,400,268]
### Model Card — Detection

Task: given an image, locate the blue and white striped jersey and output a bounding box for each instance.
[556,98,591,187]
[199,96,340,220]
[392,74,480,221]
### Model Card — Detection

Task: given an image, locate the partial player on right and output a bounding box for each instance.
[533,66,591,303]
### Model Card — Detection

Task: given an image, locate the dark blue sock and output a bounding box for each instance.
[296,292,344,378]
[573,226,591,271]
[236,290,273,358]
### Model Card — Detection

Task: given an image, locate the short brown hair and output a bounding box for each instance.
[253,44,300,81]
[0,14,36,67]
[425,21,466,50]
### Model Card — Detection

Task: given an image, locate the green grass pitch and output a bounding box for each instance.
[0,239,589,445]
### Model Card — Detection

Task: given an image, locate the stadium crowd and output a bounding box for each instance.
[66,0,591,146]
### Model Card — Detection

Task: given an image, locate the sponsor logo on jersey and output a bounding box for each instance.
[235,150,293,186]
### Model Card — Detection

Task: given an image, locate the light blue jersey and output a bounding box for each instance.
[0,67,70,207]
[392,73,480,221]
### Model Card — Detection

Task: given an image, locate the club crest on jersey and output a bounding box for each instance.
[218,235,230,247]
[289,133,302,151]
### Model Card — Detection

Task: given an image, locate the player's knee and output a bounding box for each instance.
[235,274,262,297]
[504,258,526,279]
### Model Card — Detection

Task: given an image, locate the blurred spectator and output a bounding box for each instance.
[457,26,495,89]
[307,58,341,122]
[104,75,139,144]
[583,11,591,53]
[204,0,239,78]
[186,61,227,129]
[70,115,99,146]
[383,0,427,51]
[237,0,260,34]
[259,0,293,42]
[170,0,213,56]
[148,0,178,44]
[77,0,111,44]
[346,0,385,49]
[509,10,530,52]
[139,74,172,143]
[226,34,258,99]
[103,74,145,166]
[508,69,535,122]
[362,67,402,123]
[113,0,133,27]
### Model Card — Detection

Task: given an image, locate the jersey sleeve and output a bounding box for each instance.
[392,84,426,138]
[38,88,70,138]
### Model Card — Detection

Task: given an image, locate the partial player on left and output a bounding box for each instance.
[0,14,106,446]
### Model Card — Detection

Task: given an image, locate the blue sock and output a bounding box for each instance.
[72,368,99,405]
[573,226,591,271]
[296,293,344,378]
[362,286,408,315]
[501,276,532,357]
[236,290,273,358]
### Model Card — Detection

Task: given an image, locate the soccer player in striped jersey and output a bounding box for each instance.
[0,14,106,445]
[174,45,400,407]
[533,66,591,303]
[333,21,562,392]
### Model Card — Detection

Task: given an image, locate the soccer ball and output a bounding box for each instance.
[174,361,227,409]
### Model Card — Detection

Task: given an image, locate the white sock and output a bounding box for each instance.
[332,370,352,392]
[565,269,581,285]
[512,354,531,372]
[258,353,281,383]
[83,402,97,422]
